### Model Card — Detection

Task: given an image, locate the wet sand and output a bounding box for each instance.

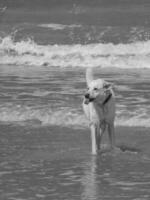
[0,124,150,199]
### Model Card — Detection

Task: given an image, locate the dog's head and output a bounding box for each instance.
[84,79,112,105]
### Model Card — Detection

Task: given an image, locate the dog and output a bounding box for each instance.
[83,68,116,155]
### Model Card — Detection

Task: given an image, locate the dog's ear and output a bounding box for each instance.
[86,68,94,86]
[103,81,113,90]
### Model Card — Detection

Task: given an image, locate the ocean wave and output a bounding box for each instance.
[0,105,87,128]
[38,23,81,30]
[1,36,150,68]
[0,104,150,128]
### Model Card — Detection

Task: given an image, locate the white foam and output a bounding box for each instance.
[116,116,150,127]
[0,104,150,128]
[1,36,150,68]
[0,105,87,128]
[19,90,51,97]
[38,23,81,30]
[116,85,132,91]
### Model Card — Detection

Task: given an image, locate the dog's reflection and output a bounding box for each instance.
[81,157,99,199]
[81,155,114,200]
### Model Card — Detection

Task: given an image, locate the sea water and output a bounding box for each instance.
[1,1,150,199]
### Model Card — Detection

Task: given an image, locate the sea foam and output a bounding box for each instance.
[0,104,150,128]
[38,23,81,30]
[1,36,150,68]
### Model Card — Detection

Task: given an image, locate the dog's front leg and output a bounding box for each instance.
[108,123,115,149]
[97,123,105,150]
[90,124,97,155]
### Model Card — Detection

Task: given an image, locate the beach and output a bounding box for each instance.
[1,0,150,199]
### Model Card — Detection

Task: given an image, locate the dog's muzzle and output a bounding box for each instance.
[84,93,95,104]
[84,93,90,99]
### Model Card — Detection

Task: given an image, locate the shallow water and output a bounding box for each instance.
[0,65,150,128]
[0,125,150,200]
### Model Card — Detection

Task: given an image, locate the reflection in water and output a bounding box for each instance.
[81,157,98,200]
[80,152,150,199]
[81,156,114,200]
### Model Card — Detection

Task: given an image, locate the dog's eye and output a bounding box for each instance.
[94,87,98,91]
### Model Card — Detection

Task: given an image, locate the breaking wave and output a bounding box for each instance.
[0,104,150,128]
[0,105,87,128]
[1,35,150,68]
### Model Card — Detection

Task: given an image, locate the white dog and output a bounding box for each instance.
[83,68,116,155]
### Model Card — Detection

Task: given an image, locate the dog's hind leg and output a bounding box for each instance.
[108,123,115,149]
[90,124,97,155]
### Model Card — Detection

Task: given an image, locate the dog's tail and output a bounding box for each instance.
[86,68,94,86]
